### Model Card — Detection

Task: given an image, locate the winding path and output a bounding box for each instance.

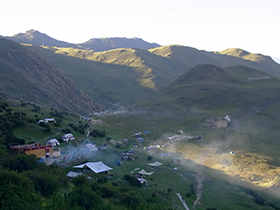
[234,97,280,125]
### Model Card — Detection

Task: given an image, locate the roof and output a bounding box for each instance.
[73,161,112,173]
[138,169,154,175]
[147,161,163,166]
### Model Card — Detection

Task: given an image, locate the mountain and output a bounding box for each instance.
[150,45,280,78]
[25,45,188,108]
[7,29,78,48]
[0,38,103,114]
[3,30,280,112]
[131,64,280,170]
[78,37,160,51]
[22,44,280,110]
[97,64,280,194]
[6,30,160,51]
[133,64,280,117]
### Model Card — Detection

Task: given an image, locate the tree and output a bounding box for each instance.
[148,155,153,160]
[69,185,103,210]
[25,165,68,197]
[2,154,39,172]
[0,169,40,210]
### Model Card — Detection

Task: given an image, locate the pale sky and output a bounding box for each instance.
[1,0,280,59]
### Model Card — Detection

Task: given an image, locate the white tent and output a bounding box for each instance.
[66,171,82,178]
[46,139,60,146]
[84,143,97,151]
[138,169,154,175]
[147,161,163,166]
[62,133,74,142]
[73,161,112,173]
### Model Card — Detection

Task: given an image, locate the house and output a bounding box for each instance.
[9,143,61,159]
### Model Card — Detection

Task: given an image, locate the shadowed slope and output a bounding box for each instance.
[0,38,103,114]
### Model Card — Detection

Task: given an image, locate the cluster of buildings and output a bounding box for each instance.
[9,117,76,159]
[9,143,60,159]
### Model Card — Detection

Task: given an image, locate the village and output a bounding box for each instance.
[9,115,208,191]
[5,111,273,209]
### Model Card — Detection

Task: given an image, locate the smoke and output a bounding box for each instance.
[58,138,103,163]
[92,105,147,116]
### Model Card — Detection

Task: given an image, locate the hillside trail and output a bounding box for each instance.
[86,127,91,137]
[192,155,207,209]
[234,97,280,125]
[192,173,205,209]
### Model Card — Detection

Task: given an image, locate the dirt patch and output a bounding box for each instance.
[176,143,280,188]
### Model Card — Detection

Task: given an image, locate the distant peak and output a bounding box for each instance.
[217,48,274,63]
[25,29,42,35]
[26,29,37,33]
[219,48,250,57]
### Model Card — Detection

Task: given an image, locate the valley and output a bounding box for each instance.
[1,30,280,209]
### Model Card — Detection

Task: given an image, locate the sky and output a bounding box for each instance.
[1,0,280,59]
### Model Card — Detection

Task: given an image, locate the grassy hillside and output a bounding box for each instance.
[114,64,280,186]
[150,45,280,78]
[27,46,156,108]
[24,44,280,112]
[37,46,188,90]
[218,48,269,62]
[0,38,103,114]
[132,64,280,119]
[27,45,188,108]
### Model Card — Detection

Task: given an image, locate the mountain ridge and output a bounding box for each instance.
[6,29,160,52]
[2,30,280,112]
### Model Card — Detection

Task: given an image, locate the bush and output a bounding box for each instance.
[123,174,141,187]
[69,185,103,210]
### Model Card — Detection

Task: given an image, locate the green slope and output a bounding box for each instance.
[91,64,280,208]
[38,46,188,90]
[133,64,280,114]
[27,46,156,108]
[131,64,280,158]
[0,38,103,114]
[25,44,280,111]
[27,46,188,108]
[150,45,280,78]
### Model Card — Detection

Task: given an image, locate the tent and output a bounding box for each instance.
[147,161,163,166]
[62,133,74,142]
[66,171,82,178]
[46,139,60,146]
[73,161,112,173]
[84,143,97,151]
[138,169,154,175]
